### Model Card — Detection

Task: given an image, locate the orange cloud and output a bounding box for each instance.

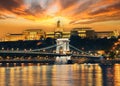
[68,0,120,24]
[0,0,120,26]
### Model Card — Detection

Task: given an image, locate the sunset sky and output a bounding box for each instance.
[0,0,120,37]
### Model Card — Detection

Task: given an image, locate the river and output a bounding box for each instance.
[0,64,120,86]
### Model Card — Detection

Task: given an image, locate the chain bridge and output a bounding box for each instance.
[0,41,101,57]
[0,38,103,64]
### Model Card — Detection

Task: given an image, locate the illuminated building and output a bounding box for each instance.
[62,32,70,38]
[71,28,119,38]
[46,20,70,39]
[113,30,120,37]
[46,32,55,38]
[23,29,45,40]
[96,31,114,38]
[3,33,24,41]
[1,23,119,41]
[46,31,70,39]
[2,29,45,41]
[71,27,95,38]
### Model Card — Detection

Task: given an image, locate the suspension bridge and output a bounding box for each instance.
[0,42,101,58]
[0,38,102,64]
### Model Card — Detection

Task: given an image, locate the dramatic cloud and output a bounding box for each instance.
[89,1,120,15]
[67,0,120,24]
[0,0,120,24]
[25,1,44,15]
[60,0,80,8]
[0,15,6,19]
[0,0,23,11]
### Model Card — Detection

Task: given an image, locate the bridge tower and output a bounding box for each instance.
[56,38,71,64]
[56,38,70,54]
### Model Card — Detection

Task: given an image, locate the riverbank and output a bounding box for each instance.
[0,59,120,66]
[72,58,120,64]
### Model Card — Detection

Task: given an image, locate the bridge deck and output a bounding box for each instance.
[0,50,101,59]
[0,60,55,63]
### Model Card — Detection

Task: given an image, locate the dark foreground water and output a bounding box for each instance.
[0,64,120,86]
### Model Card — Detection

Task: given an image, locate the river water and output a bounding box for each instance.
[0,64,120,86]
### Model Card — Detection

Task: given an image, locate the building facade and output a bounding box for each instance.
[3,34,24,41]
[46,20,70,39]
[2,29,45,41]
[23,29,45,40]
[71,27,95,38]
[2,19,118,42]
[96,31,114,38]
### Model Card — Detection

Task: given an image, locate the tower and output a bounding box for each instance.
[56,38,70,54]
[57,20,60,28]
[55,38,71,64]
[54,20,63,39]
[55,20,63,31]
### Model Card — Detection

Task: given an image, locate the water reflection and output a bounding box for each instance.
[101,65,114,86]
[114,64,120,86]
[0,64,120,86]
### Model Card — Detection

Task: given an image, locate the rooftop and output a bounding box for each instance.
[96,31,113,33]
[72,27,92,31]
[7,34,23,36]
[24,29,43,32]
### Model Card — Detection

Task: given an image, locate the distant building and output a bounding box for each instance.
[71,27,95,38]
[113,30,120,37]
[46,20,70,39]
[95,31,114,38]
[2,29,45,41]
[1,23,119,42]
[62,32,70,38]
[46,32,55,38]
[4,33,24,41]
[23,29,45,40]
[46,31,70,39]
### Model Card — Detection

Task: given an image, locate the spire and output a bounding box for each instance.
[54,20,63,39]
[55,20,63,32]
[57,20,60,28]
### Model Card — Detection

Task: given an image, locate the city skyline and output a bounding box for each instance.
[0,0,120,37]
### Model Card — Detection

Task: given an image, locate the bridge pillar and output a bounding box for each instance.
[56,38,70,54]
[56,38,71,64]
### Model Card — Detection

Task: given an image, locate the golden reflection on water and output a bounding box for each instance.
[0,64,120,86]
[114,64,120,86]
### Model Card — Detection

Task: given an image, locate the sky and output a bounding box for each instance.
[0,0,120,37]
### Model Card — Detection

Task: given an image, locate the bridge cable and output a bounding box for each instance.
[31,43,64,52]
[69,44,90,55]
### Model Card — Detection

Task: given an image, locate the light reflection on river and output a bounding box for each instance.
[0,64,120,86]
